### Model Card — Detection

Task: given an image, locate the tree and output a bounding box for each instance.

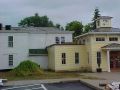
[92,8,101,30]
[55,24,61,29]
[18,13,54,27]
[65,21,83,37]
[84,23,93,33]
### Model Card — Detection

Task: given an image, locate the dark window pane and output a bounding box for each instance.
[75,53,79,64]
[56,37,60,44]
[96,37,105,41]
[9,55,13,66]
[62,53,66,64]
[61,37,65,44]
[8,36,13,41]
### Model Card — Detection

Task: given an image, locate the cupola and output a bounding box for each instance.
[96,16,112,28]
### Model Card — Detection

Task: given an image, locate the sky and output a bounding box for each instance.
[0,0,120,28]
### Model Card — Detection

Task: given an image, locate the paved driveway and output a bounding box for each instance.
[1,81,94,90]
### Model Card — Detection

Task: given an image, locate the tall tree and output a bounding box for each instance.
[65,21,83,37]
[18,13,54,27]
[92,8,101,29]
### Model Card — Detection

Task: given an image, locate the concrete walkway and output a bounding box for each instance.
[5,78,81,86]
[81,72,120,81]
[81,72,120,90]
[4,72,120,90]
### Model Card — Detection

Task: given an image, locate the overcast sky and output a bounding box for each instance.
[0,0,120,28]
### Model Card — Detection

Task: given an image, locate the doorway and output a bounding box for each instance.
[110,51,120,71]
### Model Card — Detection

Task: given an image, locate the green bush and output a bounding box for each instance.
[12,60,43,76]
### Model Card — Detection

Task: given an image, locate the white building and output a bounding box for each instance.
[0,27,73,70]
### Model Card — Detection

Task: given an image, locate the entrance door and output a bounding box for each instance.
[110,51,120,71]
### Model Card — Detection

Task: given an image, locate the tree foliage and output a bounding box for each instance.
[18,13,54,27]
[92,8,101,29]
[84,8,101,33]
[84,23,93,33]
[65,21,83,37]
[55,24,61,29]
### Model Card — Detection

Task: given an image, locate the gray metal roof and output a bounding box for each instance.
[75,27,120,39]
[92,27,120,32]
[97,16,113,19]
[0,27,73,34]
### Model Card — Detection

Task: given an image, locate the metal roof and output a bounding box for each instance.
[0,27,73,34]
[97,16,113,19]
[92,27,120,32]
[75,27,120,39]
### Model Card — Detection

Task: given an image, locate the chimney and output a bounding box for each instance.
[5,25,11,30]
[0,23,2,30]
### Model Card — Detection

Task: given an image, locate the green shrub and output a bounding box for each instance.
[12,60,43,76]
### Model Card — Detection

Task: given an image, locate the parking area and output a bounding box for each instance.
[1,81,95,90]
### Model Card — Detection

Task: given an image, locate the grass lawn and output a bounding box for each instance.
[0,71,103,81]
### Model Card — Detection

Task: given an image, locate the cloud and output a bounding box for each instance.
[0,0,119,28]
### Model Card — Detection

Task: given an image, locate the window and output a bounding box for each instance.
[29,49,48,56]
[75,53,79,64]
[88,52,89,64]
[8,36,13,47]
[55,37,60,44]
[109,37,118,41]
[83,39,85,44]
[62,53,66,64]
[97,20,100,26]
[61,37,65,44]
[96,37,105,41]
[97,52,101,67]
[9,55,13,66]
[103,20,108,22]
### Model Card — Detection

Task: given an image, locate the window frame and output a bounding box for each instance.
[55,37,60,44]
[97,20,100,26]
[61,37,65,44]
[96,37,105,41]
[9,54,13,66]
[109,37,118,41]
[8,36,13,47]
[75,52,79,64]
[97,52,101,67]
[62,53,66,64]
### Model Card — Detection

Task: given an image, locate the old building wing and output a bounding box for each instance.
[48,16,120,72]
[0,26,73,70]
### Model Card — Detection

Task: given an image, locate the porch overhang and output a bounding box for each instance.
[101,43,120,51]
